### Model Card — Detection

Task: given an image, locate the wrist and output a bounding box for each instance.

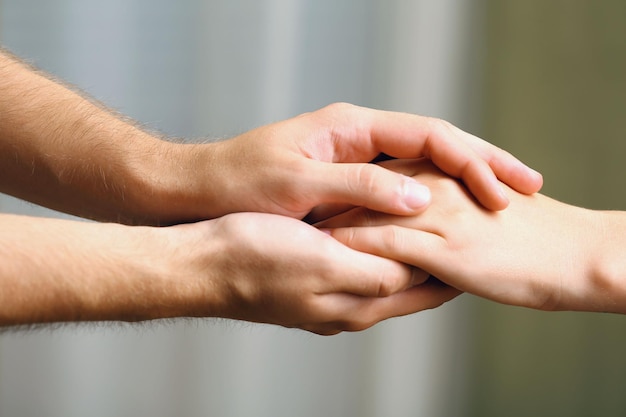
[79,221,227,322]
[145,220,230,320]
[127,139,225,225]
[69,222,191,323]
[585,210,626,314]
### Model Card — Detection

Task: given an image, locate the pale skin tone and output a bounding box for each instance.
[321,159,626,315]
[0,50,542,333]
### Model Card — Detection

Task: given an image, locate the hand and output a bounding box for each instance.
[165,212,460,334]
[182,103,543,222]
[318,159,607,312]
[0,51,542,226]
[0,210,455,329]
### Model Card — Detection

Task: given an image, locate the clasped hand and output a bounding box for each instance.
[170,104,544,334]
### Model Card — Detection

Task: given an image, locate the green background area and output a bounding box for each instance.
[468,1,626,415]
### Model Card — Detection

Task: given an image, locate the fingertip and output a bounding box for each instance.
[527,168,544,193]
[492,157,544,195]
[469,172,510,211]
[493,184,510,210]
[480,196,509,212]
[505,161,544,195]
[410,268,430,287]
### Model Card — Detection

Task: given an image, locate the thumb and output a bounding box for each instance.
[306,161,432,216]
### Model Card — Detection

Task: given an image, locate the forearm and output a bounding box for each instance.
[0,214,214,326]
[0,50,221,225]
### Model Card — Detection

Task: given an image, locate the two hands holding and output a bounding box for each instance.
[151,104,553,335]
[3,51,622,334]
[164,104,626,334]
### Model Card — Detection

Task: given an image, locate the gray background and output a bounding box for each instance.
[0,1,472,416]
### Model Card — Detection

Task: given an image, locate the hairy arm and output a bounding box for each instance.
[0,50,542,226]
[0,212,458,333]
[0,50,216,225]
[321,159,626,314]
[0,214,182,324]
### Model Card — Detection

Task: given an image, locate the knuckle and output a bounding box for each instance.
[424,116,445,136]
[427,116,453,133]
[322,101,356,115]
[311,102,364,147]
[317,236,343,263]
[347,163,379,196]
[376,280,394,298]
[313,102,358,127]
[459,158,477,180]
[378,224,404,253]
[375,272,402,298]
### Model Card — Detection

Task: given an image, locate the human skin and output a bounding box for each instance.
[0,212,460,334]
[321,159,626,314]
[0,50,542,226]
[0,49,539,331]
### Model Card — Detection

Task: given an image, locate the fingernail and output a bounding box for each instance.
[402,178,431,210]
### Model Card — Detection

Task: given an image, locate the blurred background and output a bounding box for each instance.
[0,1,624,416]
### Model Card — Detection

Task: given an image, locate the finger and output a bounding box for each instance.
[411,267,430,287]
[308,280,462,334]
[359,279,462,327]
[405,121,511,210]
[330,106,539,209]
[305,160,432,216]
[324,228,431,294]
[368,110,543,197]
[328,107,506,209]
[328,225,447,276]
[449,125,543,194]
[315,206,405,230]
[323,233,426,297]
